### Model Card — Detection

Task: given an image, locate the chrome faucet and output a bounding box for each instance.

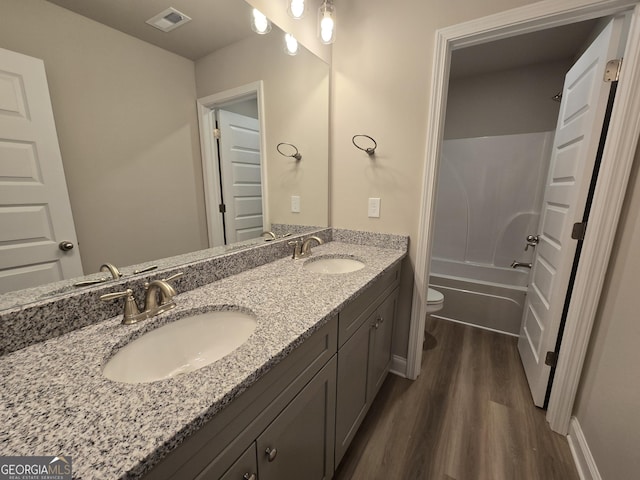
[511,261,532,269]
[288,235,324,260]
[100,272,183,325]
[261,231,277,241]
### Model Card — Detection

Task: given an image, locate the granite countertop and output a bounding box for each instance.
[0,240,406,479]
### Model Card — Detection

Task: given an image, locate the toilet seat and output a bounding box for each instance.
[426,287,444,314]
[427,287,444,305]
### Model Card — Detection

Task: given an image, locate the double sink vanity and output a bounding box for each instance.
[0,228,407,479]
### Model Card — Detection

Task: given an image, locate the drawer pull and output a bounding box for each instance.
[243,474,256,480]
[265,447,278,462]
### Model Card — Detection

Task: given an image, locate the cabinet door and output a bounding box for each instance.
[257,356,336,480]
[368,288,398,400]
[215,444,257,480]
[335,311,375,465]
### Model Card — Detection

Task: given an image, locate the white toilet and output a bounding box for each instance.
[426,287,444,315]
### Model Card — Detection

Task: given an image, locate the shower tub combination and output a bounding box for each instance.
[429,132,553,335]
[429,258,528,335]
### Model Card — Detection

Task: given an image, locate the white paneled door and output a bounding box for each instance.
[217,109,264,244]
[518,18,625,407]
[0,48,82,294]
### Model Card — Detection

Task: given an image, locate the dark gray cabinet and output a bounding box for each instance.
[335,286,399,465]
[257,356,336,480]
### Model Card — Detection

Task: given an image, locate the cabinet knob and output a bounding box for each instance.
[265,447,278,462]
[243,474,257,480]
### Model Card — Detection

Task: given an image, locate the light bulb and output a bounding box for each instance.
[318,1,335,45]
[284,33,299,56]
[251,9,271,34]
[288,0,305,19]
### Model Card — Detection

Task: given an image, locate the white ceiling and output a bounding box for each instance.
[450,19,599,78]
[46,0,257,61]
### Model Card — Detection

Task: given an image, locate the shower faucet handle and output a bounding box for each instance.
[525,234,540,251]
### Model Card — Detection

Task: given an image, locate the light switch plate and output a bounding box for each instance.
[368,197,381,218]
[291,195,301,213]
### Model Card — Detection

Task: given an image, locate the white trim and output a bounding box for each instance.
[568,417,602,480]
[408,0,640,436]
[389,355,407,377]
[197,81,269,247]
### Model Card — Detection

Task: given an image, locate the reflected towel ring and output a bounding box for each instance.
[352,135,377,156]
[277,142,302,161]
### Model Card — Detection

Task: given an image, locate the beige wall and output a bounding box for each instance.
[331,0,539,356]
[0,0,207,273]
[573,140,640,478]
[195,32,330,227]
[445,60,570,139]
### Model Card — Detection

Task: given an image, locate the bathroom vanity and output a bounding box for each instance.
[0,230,407,479]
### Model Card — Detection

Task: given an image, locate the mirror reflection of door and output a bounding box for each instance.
[215,102,264,244]
[0,47,83,293]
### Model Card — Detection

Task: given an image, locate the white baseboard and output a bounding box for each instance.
[390,355,407,377]
[567,416,602,480]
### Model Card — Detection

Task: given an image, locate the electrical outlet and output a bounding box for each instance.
[291,195,301,213]
[368,197,381,218]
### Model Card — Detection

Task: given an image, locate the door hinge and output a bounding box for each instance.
[604,58,622,82]
[571,222,587,241]
[213,128,221,139]
[219,204,226,213]
[545,351,558,368]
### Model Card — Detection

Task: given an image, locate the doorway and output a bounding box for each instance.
[197,81,269,247]
[408,0,640,435]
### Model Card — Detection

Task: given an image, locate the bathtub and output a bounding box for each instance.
[428,258,528,335]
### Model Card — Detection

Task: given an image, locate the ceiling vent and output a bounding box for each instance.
[146,7,192,33]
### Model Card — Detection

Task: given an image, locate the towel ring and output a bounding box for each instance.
[352,135,377,156]
[277,142,302,161]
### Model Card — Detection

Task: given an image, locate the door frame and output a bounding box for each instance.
[197,81,269,247]
[407,0,640,435]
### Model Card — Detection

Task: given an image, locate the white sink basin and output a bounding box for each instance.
[103,310,257,384]
[303,257,365,274]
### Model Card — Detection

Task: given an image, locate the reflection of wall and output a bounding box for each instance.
[195,32,329,228]
[0,0,207,273]
[445,60,571,139]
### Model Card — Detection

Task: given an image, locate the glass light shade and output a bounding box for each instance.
[288,0,305,19]
[318,1,336,45]
[251,9,272,34]
[284,33,299,56]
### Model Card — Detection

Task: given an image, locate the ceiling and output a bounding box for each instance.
[450,19,599,78]
[46,0,256,60]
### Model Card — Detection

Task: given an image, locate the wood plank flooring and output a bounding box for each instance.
[333,318,579,480]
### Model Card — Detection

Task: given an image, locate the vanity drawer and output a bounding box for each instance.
[338,263,400,347]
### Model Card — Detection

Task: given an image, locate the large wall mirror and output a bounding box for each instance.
[0,0,329,301]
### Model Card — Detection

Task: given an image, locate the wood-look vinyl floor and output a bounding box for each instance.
[333,318,580,480]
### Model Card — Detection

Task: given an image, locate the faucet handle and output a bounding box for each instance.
[288,240,302,259]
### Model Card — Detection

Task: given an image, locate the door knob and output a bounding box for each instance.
[524,235,539,251]
[59,241,74,251]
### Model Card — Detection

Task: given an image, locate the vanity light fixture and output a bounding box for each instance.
[251,9,272,35]
[288,0,306,19]
[284,33,299,56]
[318,0,336,45]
